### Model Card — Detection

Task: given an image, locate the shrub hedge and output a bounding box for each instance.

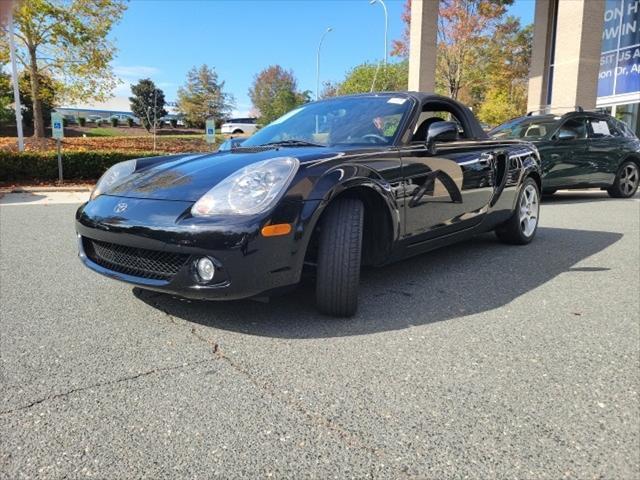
[0,150,161,182]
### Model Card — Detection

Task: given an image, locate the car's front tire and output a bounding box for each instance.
[495,177,540,245]
[315,198,364,317]
[607,161,639,198]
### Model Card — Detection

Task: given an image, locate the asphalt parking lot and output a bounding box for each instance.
[1,190,638,479]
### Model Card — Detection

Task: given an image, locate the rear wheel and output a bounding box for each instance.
[607,161,639,198]
[495,177,540,245]
[315,198,364,317]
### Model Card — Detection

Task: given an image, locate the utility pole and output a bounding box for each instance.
[316,27,333,101]
[8,9,24,151]
[153,88,157,151]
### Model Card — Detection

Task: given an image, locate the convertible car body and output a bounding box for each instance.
[76,92,542,316]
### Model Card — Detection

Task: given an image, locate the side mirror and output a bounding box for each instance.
[426,121,459,152]
[556,129,578,141]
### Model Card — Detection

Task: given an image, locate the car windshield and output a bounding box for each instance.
[490,117,560,140]
[242,95,412,148]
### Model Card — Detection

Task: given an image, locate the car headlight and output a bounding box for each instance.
[191,157,299,216]
[90,159,137,200]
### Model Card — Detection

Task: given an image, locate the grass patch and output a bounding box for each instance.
[84,127,122,137]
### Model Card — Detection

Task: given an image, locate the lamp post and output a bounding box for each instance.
[8,9,24,152]
[369,0,388,65]
[316,27,333,101]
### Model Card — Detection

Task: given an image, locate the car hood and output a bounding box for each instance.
[105,148,339,202]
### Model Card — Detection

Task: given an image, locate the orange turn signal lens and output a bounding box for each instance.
[261,223,292,237]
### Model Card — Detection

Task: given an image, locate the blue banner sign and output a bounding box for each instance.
[598,0,640,98]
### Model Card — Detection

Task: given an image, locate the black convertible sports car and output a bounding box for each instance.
[76,92,542,317]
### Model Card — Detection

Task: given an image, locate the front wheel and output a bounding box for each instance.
[495,177,540,245]
[315,198,364,317]
[607,161,639,198]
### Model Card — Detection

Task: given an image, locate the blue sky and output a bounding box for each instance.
[102,0,535,115]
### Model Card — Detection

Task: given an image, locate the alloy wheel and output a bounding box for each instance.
[519,184,539,237]
[619,163,639,197]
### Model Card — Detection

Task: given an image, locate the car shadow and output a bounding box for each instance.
[542,189,639,204]
[134,227,622,339]
[0,192,48,205]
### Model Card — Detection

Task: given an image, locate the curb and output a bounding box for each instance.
[0,186,93,194]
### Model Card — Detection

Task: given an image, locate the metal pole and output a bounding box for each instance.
[8,10,24,152]
[316,27,333,101]
[57,139,63,184]
[369,0,388,65]
[153,89,157,151]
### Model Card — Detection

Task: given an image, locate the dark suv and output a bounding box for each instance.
[490,110,640,198]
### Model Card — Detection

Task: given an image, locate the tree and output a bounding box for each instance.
[129,79,167,132]
[437,0,513,101]
[249,65,310,125]
[19,71,58,128]
[1,0,127,138]
[476,19,532,124]
[335,62,409,95]
[390,0,531,122]
[177,65,234,129]
[391,0,412,58]
[0,71,13,126]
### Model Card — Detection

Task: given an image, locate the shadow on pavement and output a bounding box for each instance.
[0,192,48,205]
[134,227,622,339]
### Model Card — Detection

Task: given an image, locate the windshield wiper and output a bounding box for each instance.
[262,139,325,148]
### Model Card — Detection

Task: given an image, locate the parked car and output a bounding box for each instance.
[221,117,258,135]
[490,110,640,198]
[218,137,245,152]
[76,92,541,317]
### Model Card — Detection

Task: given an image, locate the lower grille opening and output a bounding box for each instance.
[83,237,189,281]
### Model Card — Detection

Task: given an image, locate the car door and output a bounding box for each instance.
[542,116,590,189]
[399,103,495,242]
[585,116,623,186]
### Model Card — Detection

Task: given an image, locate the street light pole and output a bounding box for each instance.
[8,9,24,152]
[369,0,388,65]
[316,27,333,101]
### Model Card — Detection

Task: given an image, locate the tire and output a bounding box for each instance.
[607,161,639,198]
[495,177,540,245]
[315,198,364,317]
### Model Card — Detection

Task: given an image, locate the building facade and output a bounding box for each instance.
[407,0,640,133]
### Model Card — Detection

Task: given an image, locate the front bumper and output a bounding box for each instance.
[76,195,320,300]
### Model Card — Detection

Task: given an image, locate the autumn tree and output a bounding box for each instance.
[177,65,234,129]
[476,19,532,124]
[249,65,310,124]
[19,71,59,128]
[1,0,127,137]
[129,79,167,132]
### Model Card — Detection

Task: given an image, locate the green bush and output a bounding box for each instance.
[0,150,160,182]
[78,117,87,127]
[127,117,135,127]
[110,117,119,127]
[170,119,178,128]
[96,119,103,127]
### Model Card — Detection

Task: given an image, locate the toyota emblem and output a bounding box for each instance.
[114,202,128,214]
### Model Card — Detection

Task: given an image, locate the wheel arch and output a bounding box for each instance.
[621,153,640,170]
[304,182,399,267]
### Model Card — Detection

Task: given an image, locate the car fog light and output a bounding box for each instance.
[196,257,215,281]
